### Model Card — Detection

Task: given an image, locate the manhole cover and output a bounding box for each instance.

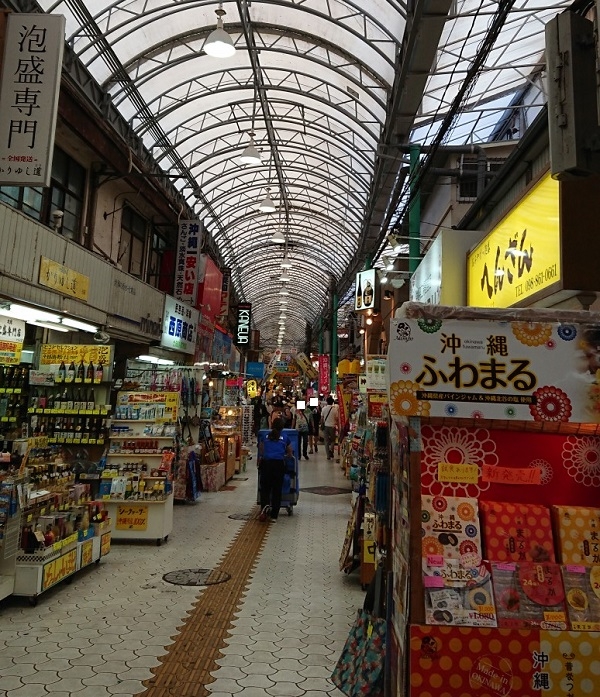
[301,486,352,496]
[162,569,231,586]
[228,512,253,520]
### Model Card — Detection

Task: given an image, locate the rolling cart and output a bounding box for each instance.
[257,428,300,516]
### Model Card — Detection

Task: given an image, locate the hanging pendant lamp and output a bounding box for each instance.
[204,4,236,58]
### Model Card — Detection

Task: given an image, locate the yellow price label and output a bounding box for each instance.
[544,612,566,623]
[476,605,495,615]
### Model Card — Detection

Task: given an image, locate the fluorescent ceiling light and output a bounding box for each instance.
[258,188,276,212]
[61,317,98,333]
[240,135,261,165]
[204,7,236,58]
[30,321,69,333]
[270,229,285,244]
[0,303,61,324]
[137,355,176,366]
[281,254,292,269]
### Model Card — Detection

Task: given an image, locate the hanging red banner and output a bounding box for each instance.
[318,354,330,395]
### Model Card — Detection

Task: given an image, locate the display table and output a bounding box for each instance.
[98,494,173,545]
[13,523,111,605]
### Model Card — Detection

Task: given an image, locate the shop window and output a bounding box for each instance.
[457,157,505,201]
[147,230,169,288]
[0,146,85,238]
[119,206,147,278]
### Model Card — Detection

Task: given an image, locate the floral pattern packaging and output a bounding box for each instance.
[561,565,600,631]
[480,501,556,563]
[491,561,567,629]
[422,496,496,627]
[553,505,600,565]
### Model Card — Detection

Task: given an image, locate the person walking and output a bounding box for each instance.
[293,407,311,459]
[321,395,339,460]
[308,403,320,454]
[258,418,293,522]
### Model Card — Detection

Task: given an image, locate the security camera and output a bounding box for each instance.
[51,210,64,229]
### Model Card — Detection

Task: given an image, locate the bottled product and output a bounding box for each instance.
[94,362,104,384]
[38,389,48,409]
[0,365,5,388]
[76,360,85,383]
[66,361,76,383]
[46,391,54,410]
[356,275,362,309]
[86,389,95,411]
[86,361,94,383]
[363,281,373,307]
[30,388,39,409]
[57,361,66,383]
[4,366,14,388]
[66,389,74,411]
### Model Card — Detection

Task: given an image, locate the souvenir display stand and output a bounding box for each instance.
[101,390,178,544]
[387,303,600,697]
[213,419,240,481]
[0,473,25,601]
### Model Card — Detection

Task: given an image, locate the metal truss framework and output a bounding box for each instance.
[33,0,575,350]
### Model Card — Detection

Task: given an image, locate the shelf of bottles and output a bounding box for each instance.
[0,365,29,424]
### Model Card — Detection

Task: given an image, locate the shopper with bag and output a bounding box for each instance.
[293,407,310,460]
[257,418,293,522]
[322,395,339,460]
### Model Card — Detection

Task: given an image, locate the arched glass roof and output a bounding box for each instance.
[37,0,575,349]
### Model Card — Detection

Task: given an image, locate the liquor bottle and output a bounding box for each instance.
[76,359,85,383]
[5,366,14,388]
[0,365,5,388]
[30,388,39,409]
[54,417,62,439]
[356,275,362,309]
[56,361,66,383]
[16,367,27,388]
[86,389,95,411]
[85,361,94,383]
[66,388,74,411]
[94,361,104,384]
[38,389,48,410]
[66,361,76,383]
[74,418,83,437]
[75,389,84,411]
[46,391,54,410]
[363,280,373,307]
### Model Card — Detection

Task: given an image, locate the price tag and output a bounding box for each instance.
[477,605,496,615]
[544,611,566,623]
[40,508,46,515]
[27,513,32,522]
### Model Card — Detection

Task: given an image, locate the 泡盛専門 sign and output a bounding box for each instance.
[389,317,600,424]
[0,14,65,187]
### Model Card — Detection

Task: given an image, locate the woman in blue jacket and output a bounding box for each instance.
[258,417,293,522]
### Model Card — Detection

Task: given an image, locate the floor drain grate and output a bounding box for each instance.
[162,569,231,586]
[228,512,253,520]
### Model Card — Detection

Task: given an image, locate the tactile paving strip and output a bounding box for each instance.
[136,509,269,697]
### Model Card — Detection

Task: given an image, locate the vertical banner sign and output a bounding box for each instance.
[173,220,202,305]
[161,295,199,355]
[0,14,65,187]
[220,269,231,319]
[319,354,330,395]
[235,303,251,347]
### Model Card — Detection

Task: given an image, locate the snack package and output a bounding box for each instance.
[480,500,555,563]
[561,565,600,631]
[423,560,497,627]
[491,561,567,629]
[421,495,482,565]
[553,505,600,565]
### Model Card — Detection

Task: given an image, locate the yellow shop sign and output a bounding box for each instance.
[467,174,560,308]
[39,257,90,301]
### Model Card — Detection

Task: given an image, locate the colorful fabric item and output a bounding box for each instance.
[331,609,386,697]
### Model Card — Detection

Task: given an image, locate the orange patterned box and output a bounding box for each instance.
[553,505,600,565]
[480,501,555,563]
[421,495,482,564]
[561,564,600,631]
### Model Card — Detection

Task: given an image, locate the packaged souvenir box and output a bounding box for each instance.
[421,495,482,565]
[553,505,600,565]
[561,565,600,631]
[480,500,555,563]
[491,561,567,630]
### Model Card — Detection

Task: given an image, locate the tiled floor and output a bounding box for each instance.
[0,447,363,696]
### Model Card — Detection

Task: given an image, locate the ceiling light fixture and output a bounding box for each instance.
[379,270,389,284]
[61,317,98,333]
[280,270,291,282]
[137,355,176,366]
[383,255,395,271]
[204,3,236,58]
[270,229,285,244]
[240,132,261,165]
[30,321,69,333]
[279,314,287,320]
[281,253,292,269]
[366,317,373,325]
[0,303,61,324]
[257,187,276,212]
[387,233,403,254]
[279,288,289,296]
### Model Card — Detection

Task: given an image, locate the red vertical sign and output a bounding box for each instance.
[319,354,330,395]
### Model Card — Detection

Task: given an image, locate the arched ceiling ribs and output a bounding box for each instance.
[127,75,384,144]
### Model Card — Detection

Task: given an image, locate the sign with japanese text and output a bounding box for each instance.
[367,392,387,418]
[173,220,201,305]
[389,317,600,424]
[116,504,148,531]
[482,464,541,485]
[235,303,251,347]
[212,327,232,365]
[39,257,90,301]
[295,352,318,379]
[42,548,76,590]
[116,391,179,423]
[318,354,330,395]
[161,294,199,354]
[81,539,93,567]
[366,356,387,391]
[438,462,479,484]
[468,174,560,308]
[220,268,231,319]
[0,317,25,365]
[39,344,113,380]
[100,532,111,556]
[0,14,65,186]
